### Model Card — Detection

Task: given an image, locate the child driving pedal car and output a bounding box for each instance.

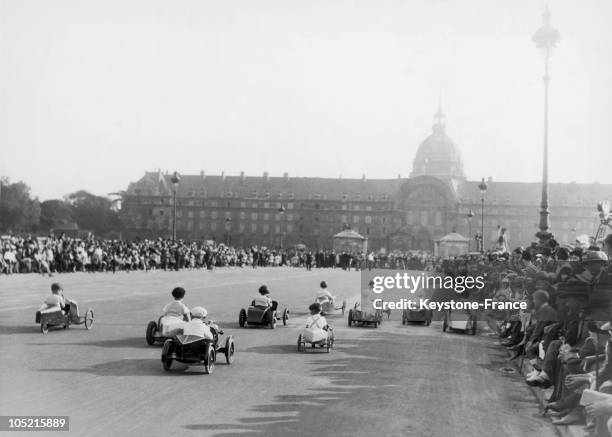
[182,306,214,340]
[303,302,330,344]
[251,285,272,308]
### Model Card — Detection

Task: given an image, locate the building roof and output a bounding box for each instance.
[124,170,612,209]
[437,232,469,242]
[126,171,404,201]
[333,229,366,240]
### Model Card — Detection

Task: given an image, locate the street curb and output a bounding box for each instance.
[502,343,588,437]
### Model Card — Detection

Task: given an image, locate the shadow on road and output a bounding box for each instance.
[27,337,150,349]
[0,325,39,335]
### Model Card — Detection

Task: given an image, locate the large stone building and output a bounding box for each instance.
[120,113,612,252]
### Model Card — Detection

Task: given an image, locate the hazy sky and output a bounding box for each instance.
[1,0,611,200]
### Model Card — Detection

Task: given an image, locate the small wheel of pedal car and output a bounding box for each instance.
[470,318,477,336]
[282,308,289,326]
[347,309,353,327]
[161,339,173,371]
[326,337,331,353]
[224,337,235,364]
[84,308,94,330]
[442,314,448,332]
[297,334,304,352]
[269,312,277,329]
[146,321,158,345]
[36,300,93,335]
[238,309,247,328]
[203,343,215,375]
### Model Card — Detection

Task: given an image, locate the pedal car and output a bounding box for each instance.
[238,300,289,329]
[161,321,235,374]
[146,314,189,345]
[347,303,382,328]
[35,300,94,334]
[297,326,334,353]
[315,296,347,315]
[402,308,433,326]
[442,309,477,335]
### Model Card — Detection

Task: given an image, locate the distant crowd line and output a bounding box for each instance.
[1,234,437,276]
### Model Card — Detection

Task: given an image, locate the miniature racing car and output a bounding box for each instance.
[35,300,94,334]
[238,300,289,329]
[146,314,189,345]
[297,327,334,353]
[402,308,433,326]
[161,321,235,374]
[442,309,477,335]
[347,303,382,328]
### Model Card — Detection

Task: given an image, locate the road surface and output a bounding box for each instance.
[0,268,556,437]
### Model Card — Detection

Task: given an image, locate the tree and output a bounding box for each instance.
[39,199,74,232]
[65,190,121,236]
[0,178,41,233]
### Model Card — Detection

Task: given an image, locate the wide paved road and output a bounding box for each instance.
[0,268,556,437]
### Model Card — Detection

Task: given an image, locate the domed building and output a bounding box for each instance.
[121,107,612,252]
[410,110,465,181]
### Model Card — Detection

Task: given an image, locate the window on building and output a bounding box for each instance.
[240,212,246,220]
[211,223,217,231]
[211,211,218,219]
[188,211,194,218]
[263,213,269,220]
[365,216,372,224]
[239,223,245,232]
[263,224,269,234]
[251,224,257,233]
[199,211,205,218]
[353,216,360,224]
[341,215,348,223]
[275,225,280,234]
[251,213,258,220]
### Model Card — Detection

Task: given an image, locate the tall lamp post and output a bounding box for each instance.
[170,171,180,241]
[478,178,488,253]
[467,209,474,251]
[533,7,560,246]
[278,205,286,250]
[225,217,232,246]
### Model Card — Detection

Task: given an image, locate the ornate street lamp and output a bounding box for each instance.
[170,171,180,241]
[533,7,560,245]
[278,205,286,250]
[467,209,474,251]
[478,178,488,253]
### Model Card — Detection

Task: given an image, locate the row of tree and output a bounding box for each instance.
[0,177,121,236]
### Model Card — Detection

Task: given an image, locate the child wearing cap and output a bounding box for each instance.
[182,306,213,340]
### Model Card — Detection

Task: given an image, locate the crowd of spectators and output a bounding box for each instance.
[0,234,429,275]
[433,233,612,435]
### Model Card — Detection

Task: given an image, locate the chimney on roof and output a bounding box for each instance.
[240,171,245,183]
[200,170,205,180]
[283,172,289,183]
[263,171,269,183]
